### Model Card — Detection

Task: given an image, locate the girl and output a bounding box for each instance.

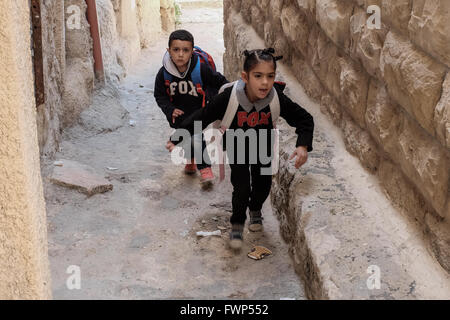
[167,48,314,250]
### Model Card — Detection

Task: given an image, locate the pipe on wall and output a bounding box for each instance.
[85,0,105,83]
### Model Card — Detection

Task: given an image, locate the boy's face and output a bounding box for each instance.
[168,40,193,71]
[242,60,276,102]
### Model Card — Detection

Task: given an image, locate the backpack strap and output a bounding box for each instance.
[220,81,239,131]
[190,56,207,107]
[270,88,280,129]
[163,69,174,102]
[194,46,216,72]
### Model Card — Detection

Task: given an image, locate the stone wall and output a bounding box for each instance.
[161,0,176,32]
[223,0,450,272]
[36,0,170,157]
[36,0,65,157]
[0,0,52,299]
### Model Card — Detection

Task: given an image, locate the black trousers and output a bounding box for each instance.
[177,133,211,170]
[173,116,211,170]
[229,163,273,225]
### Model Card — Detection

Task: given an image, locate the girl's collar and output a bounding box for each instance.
[236,79,275,112]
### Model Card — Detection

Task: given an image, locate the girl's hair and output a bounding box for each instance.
[242,48,283,72]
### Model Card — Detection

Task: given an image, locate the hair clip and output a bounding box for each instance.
[243,50,250,57]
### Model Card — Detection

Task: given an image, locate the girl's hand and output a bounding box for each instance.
[289,146,308,169]
[166,140,176,152]
[172,108,184,123]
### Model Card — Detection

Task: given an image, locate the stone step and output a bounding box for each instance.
[270,64,450,299]
[49,159,113,197]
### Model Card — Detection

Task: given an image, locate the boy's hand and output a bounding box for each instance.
[166,140,176,152]
[289,146,308,169]
[172,108,184,124]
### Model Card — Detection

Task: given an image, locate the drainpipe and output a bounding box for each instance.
[85,0,105,84]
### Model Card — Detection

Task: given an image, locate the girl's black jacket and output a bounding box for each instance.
[170,81,314,156]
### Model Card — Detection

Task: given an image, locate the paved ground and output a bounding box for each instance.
[43,6,305,300]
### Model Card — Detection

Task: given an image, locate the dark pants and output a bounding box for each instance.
[188,134,211,170]
[173,116,211,171]
[229,163,273,225]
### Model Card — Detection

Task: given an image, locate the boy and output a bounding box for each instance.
[154,29,228,188]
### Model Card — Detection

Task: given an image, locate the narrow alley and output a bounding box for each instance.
[1,0,449,301]
[43,4,305,300]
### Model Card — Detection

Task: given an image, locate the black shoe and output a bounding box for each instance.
[249,210,263,232]
[229,224,244,249]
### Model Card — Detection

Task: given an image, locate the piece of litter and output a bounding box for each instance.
[196,230,221,237]
[247,246,272,260]
[180,230,188,237]
[217,226,227,230]
[201,220,206,224]
[184,219,188,225]
[129,120,136,126]
[53,161,64,167]
[212,216,218,221]
[106,167,118,171]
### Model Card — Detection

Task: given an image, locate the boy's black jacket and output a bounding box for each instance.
[154,54,228,128]
[171,82,314,153]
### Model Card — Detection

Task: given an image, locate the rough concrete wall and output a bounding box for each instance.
[137,0,162,48]
[63,0,95,128]
[108,0,144,73]
[96,0,126,83]
[0,0,52,299]
[161,0,176,32]
[223,0,450,272]
[36,0,65,157]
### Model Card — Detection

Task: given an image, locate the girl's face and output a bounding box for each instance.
[168,40,193,72]
[242,60,276,102]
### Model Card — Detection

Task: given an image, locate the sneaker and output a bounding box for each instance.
[184,159,197,175]
[199,167,214,188]
[229,224,244,249]
[248,210,264,232]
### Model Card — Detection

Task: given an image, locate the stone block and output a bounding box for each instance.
[349,7,388,80]
[316,0,354,50]
[338,56,369,129]
[380,31,447,136]
[281,4,310,57]
[365,80,401,155]
[381,0,412,35]
[342,112,380,173]
[434,72,450,149]
[393,114,450,217]
[408,0,450,67]
[50,159,113,196]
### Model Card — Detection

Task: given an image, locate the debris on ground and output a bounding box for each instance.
[210,201,232,212]
[196,230,221,237]
[50,159,113,196]
[248,246,272,260]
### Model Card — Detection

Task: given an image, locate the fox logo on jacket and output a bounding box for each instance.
[237,111,271,127]
[169,80,199,97]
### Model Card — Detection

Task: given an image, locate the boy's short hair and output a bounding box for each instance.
[169,29,194,48]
